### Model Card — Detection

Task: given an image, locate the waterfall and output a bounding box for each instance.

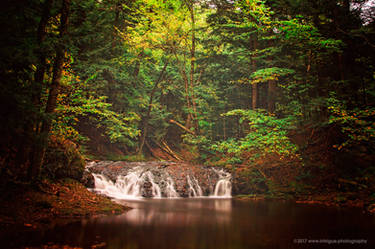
[116,170,143,197]
[165,177,179,198]
[93,173,142,199]
[89,161,232,199]
[144,171,161,198]
[213,180,232,197]
[93,167,148,199]
[211,169,232,198]
[187,175,203,197]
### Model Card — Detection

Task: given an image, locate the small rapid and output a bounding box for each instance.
[212,169,232,198]
[87,161,232,199]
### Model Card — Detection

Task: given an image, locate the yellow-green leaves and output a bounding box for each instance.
[250,67,295,84]
[236,0,273,30]
[328,96,375,150]
[214,109,299,161]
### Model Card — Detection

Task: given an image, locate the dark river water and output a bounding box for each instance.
[7,199,375,249]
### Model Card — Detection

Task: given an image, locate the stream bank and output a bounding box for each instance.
[0,178,129,244]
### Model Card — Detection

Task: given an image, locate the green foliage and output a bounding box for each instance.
[54,83,140,146]
[211,109,299,162]
[250,67,295,84]
[277,17,342,50]
[1,0,375,188]
[328,96,375,150]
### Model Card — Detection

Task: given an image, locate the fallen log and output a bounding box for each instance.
[145,140,163,160]
[153,140,182,161]
[169,119,195,135]
[338,178,367,189]
[161,140,182,161]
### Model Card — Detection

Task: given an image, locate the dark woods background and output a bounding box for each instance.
[0,0,374,198]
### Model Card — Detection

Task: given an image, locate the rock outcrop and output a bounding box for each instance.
[84,161,231,198]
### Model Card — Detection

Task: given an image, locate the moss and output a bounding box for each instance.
[0,179,130,231]
[43,136,85,181]
[123,154,146,162]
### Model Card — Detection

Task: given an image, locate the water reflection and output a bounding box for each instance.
[15,199,375,249]
[101,199,232,226]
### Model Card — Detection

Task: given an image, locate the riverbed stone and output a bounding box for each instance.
[84,161,230,198]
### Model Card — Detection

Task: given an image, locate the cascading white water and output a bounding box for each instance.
[211,169,232,198]
[165,177,179,198]
[92,167,179,199]
[93,166,151,199]
[213,180,232,197]
[90,163,232,199]
[93,173,142,199]
[187,175,203,197]
[115,170,143,197]
[144,171,161,198]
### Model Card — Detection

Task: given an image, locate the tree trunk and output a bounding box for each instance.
[179,0,197,130]
[223,115,226,140]
[251,38,258,110]
[30,0,71,181]
[171,46,192,129]
[18,0,53,180]
[33,0,53,109]
[252,83,258,110]
[138,62,168,154]
[337,53,345,81]
[267,80,276,113]
[183,67,192,129]
[169,119,195,135]
[189,1,198,131]
[112,0,120,48]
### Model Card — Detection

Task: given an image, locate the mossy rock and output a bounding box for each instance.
[43,136,85,181]
[81,170,95,188]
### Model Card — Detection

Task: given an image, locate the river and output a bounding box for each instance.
[13,198,375,248]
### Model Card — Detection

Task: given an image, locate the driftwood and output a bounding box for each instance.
[169,119,195,135]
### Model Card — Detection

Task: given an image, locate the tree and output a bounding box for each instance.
[30,0,71,180]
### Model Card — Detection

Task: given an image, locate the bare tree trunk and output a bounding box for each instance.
[267,80,276,113]
[169,119,195,135]
[112,0,120,48]
[252,83,258,110]
[343,0,350,15]
[223,115,226,140]
[30,0,71,181]
[33,0,53,109]
[19,0,53,180]
[180,0,197,130]
[188,2,198,131]
[251,39,258,110]
[138,62,168,154]
[337,53,345,81]
[184,69,192,128]
[171,44,192,129]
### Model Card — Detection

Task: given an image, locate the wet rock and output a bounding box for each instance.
[81,170,95,188]
[142,181,153,197]
[85,161,231,198]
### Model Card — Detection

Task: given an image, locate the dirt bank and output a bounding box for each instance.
[0,179,129,236]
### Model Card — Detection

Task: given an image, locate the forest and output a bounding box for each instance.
[1,0,375,240]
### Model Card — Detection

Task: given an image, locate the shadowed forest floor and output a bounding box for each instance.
[0,179,129,235]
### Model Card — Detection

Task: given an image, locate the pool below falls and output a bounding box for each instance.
[5,198,375,248]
